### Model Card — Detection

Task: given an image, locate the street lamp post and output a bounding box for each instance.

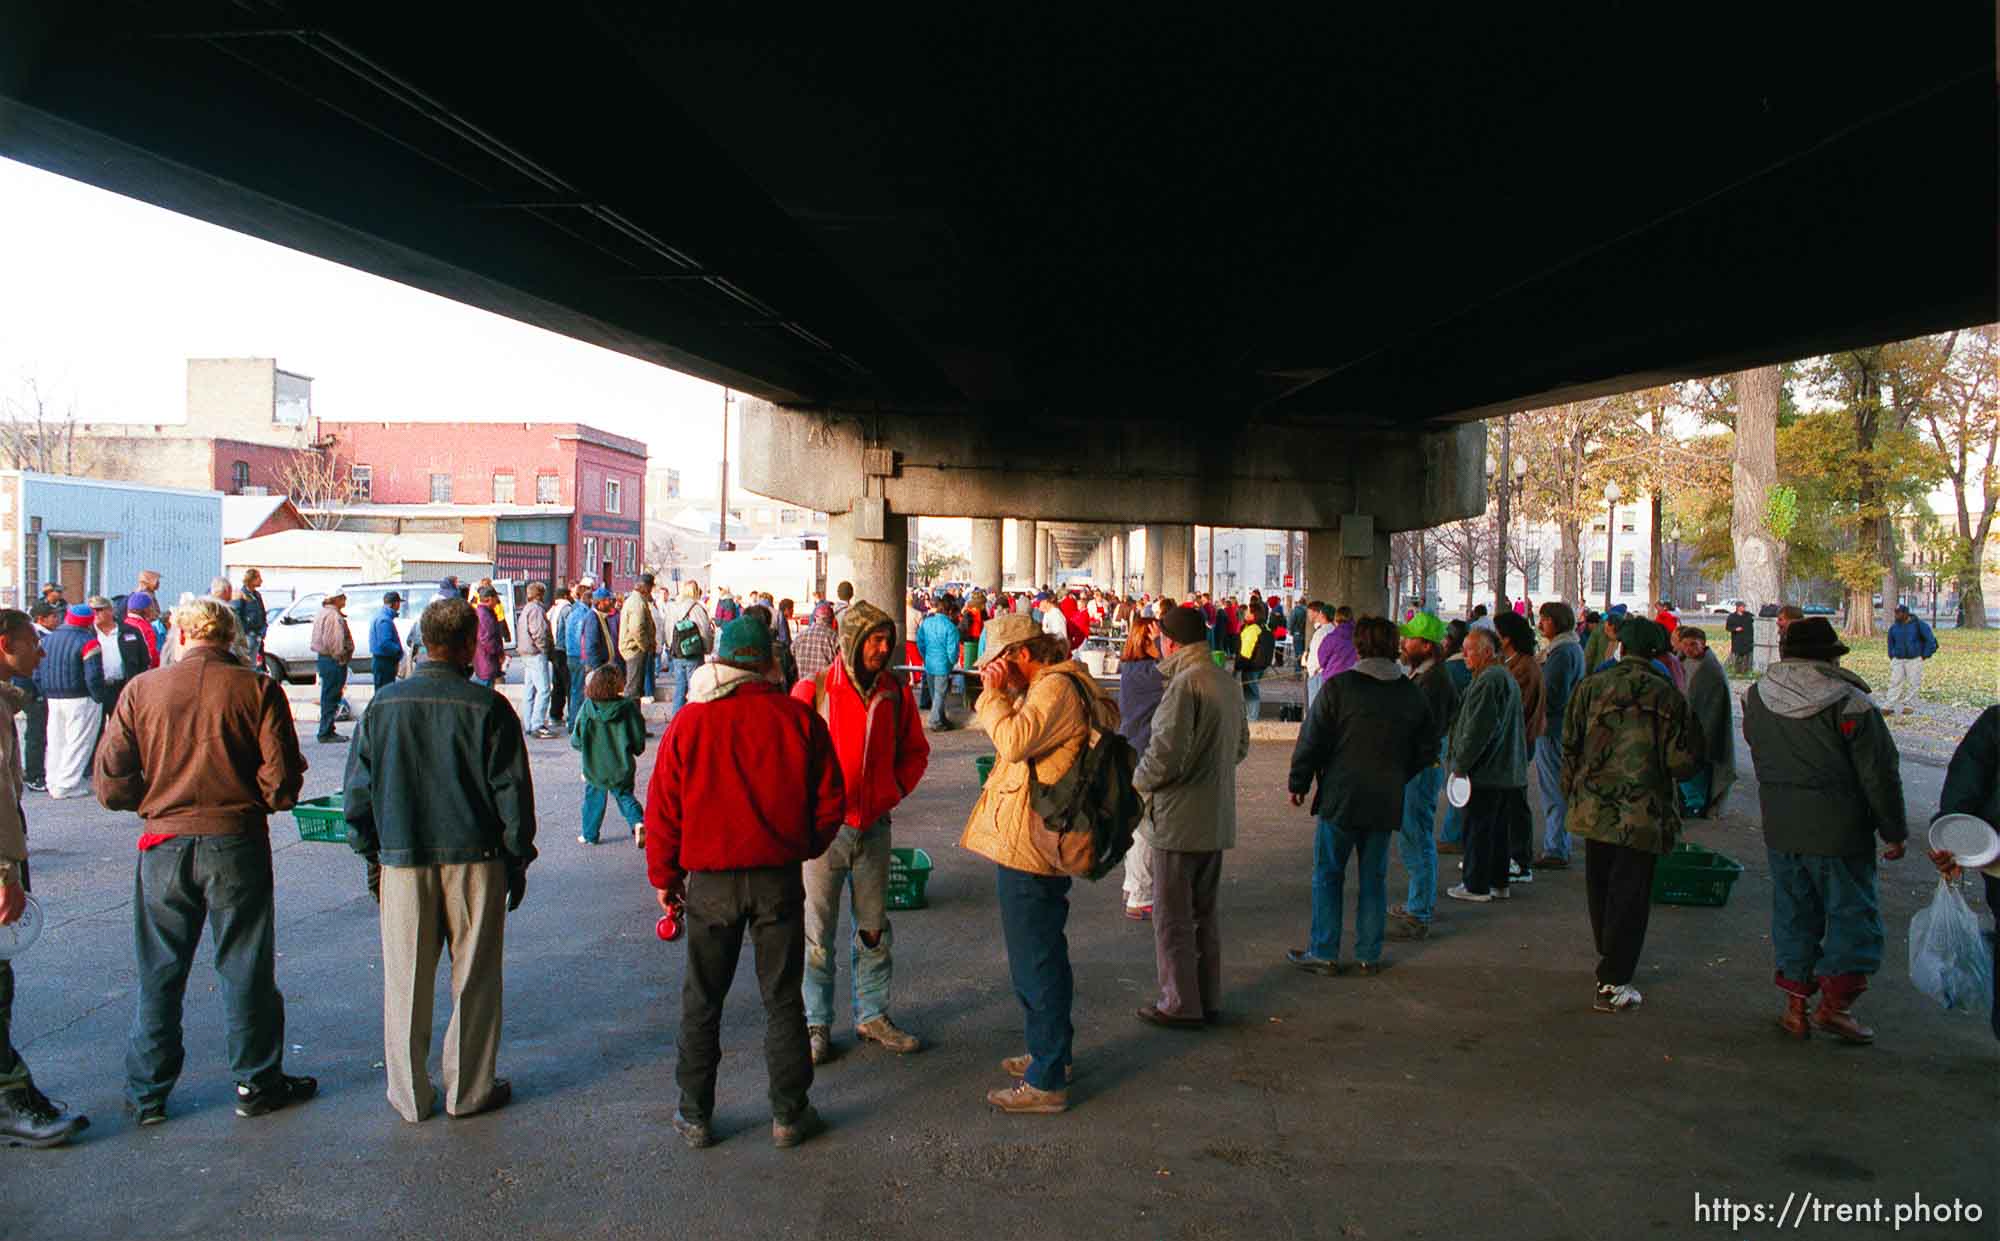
[1603,480,1622,613]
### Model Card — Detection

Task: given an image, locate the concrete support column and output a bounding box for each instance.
[1036,530,1054,587]
[970,517,1003,592]
[1010,518,1038,589]
[1111,529,1127,595]
[1306,522,1393,618]
[1143,524,1167,595]
[1160,524,1195,599]
[828,509,910,626]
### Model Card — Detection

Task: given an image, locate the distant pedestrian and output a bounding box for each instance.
[663,580,714,716]
[234,569,269,667]
[1134,606,1248,1021]
[472,586,507,688]
[94,598,314,1124]
[646,613,845,1150]
[1117,617,1166,919]
[794,601,839,687]
[1532,602,1585,869]
[36,604,101,799]
[1674,626,1737,818]
[1558,616,1703,1014]
[1492,610,1545,884]
[618,574,659,701]
[1742,617,1905,1044]
[916,596,963,731]
[345,595,537,1121]
[1286,617,1434,974]
[570,664,647,847]
[517,582,554,738]
[1723,601,1754,676]
[1234,601,1274,721]
[545,583,573,728]
[1880,604,1937,716]
[1444,628,1526,904]
[369,592,405,691]
[0,608,88,1147]
[83,593,151,718]
[1389,612,1459,940]
[311,590,354,742]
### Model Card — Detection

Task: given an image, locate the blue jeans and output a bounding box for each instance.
[567,657,590,730]
[581,783,644,843]
[1398,764,1444,923]
[995,866,1073,1092]
[1306,672,1325,713]
[926,672,953,728]
[667,657,700,715]
[370,654,400,690]
[127,834,287,1107]
[639,650,657,698]
[803,822,893,1028]
[1311,819,1390,964]
[1532,734,1569,861]
[1769,850,1884,984]
[1240,668,1264,721]
[315,655,348,739]
[521,652,551,732]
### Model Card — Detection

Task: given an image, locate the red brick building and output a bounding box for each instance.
[321,421,648,590]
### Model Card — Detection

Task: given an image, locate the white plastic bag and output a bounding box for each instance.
[1908,878,1994,1015]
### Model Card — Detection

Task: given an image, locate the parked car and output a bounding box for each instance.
[1708,597,1747,615]
[261,581,442,683]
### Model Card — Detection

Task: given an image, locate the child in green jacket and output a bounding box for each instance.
[570,664,649,846]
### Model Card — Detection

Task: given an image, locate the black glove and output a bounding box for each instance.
[506,861,528,912]
[366,857,381,904]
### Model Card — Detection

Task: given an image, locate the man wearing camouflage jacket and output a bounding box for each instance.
[1559,616,1704,1015]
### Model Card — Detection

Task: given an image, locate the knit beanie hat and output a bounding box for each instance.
[66,603,93,621]
[1160,604,1208,647]
[1619,615,1671,659]
[715,614,773,669]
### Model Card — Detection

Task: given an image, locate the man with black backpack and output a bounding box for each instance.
[663,580,714,718]
[1235,600,1276,721]
[1132,605,1250,1028]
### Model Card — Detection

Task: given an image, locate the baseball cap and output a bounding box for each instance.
[976,613,1042,668]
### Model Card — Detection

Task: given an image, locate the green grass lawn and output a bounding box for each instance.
[1841,626,1999,710]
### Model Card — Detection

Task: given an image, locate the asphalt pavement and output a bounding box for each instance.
[3,681,1994,1240]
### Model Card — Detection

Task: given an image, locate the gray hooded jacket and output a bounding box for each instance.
[1742,659,1906,856]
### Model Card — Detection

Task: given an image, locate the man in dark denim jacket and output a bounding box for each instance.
[344,595,537,1122]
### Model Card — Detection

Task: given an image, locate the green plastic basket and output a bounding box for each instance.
[975,755,996,786]
[887,847,934,911]
[1651,841,1744,907]
[292,793,348,844]
[1210,650,1230,668]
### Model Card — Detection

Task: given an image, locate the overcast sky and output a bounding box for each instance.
[0,156,738,493]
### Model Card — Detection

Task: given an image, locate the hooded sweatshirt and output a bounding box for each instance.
[792,601,930,828]
[1742,659,1906,856]
[569,695,647,790]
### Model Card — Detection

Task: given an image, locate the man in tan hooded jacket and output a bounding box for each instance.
[961,613,1119,1115]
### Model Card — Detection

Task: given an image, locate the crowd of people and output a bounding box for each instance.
[0,565,1990,1157]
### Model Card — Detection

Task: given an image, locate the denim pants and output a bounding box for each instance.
[803,821,893,1029]
[371,654,400,691]
[1532,734,1570,861]
[521,652,551,732]
[316,655,348,738]
[1311,819,1391,963]
[677,866,812,1125]
[1240,668,1264,721]
[581,783,644,844]
[667,657,700,715]
[1398,763,1444,923]
[926,672,953,728]
[127,834,287,1107]
[639,649,658,698]
[1768,850,1884,985]
[1306,672,1325,714]
[995,865,1074,1092]
[567,658,591,729]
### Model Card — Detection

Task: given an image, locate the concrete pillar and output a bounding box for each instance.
[1010,518,1037,589]
[1036,530,1053,587]
[828,509,910,630]
[1160,524,1195,600]
[1306,521,1393,618]
[1143,524,1166,595]
[1112,529,1127,595]
[970,518,1003,592]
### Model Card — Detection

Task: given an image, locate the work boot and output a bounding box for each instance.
[1385,912,1429,940]
[808,1025,835,1065]
[0,1082,88,1148]
[1810,983,1875,1045]
[1777,993,1812,1040]
[985,1081,1068,1114]
[856,1016,921,1054]
[1000,1055,1074,1083]
[772,1105,825,1149]
[672,1111,712,1150]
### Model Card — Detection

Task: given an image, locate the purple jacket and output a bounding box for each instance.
[1315,620,1358,679]
[474,604,506,682]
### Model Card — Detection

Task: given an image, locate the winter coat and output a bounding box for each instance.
[369,608,404,659]
[1724,610,1754,654]
[233,588,268,641]
[1558,657,1704,853]
[618,590,658,659]
[570,696,647,791]
[343,661,537,868]
[83,621,153,707]
[1409,655,1461,756]
[310,603,354,661]
[792,602,930,829]
[1133,644,1249,851]
[1683,648,1738,812]
[645,666,844,891]
[961,660,1121,876]
[1288,658,1434,829]
[516,600,550,656]
[579,605,616,671]
[1314,621,1358,680]
[1117,657,1165,756]
[35,612,95,699]
[1582,623,1614,671]
[916,612,962,675]
[1939,706,2000,877]
[1742,659,1906,857]
[1537,631,1585,736]
[474,604,506,681]
[1449,662,1526,789]
[1886,616,1938,660]
[795,618,840,686]
[1503,649,1546,744]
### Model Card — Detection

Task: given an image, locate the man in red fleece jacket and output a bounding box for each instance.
[645,613,844,1151]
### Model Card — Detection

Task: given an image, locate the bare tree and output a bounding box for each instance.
[0,377,79,475]
[279,449,347,530]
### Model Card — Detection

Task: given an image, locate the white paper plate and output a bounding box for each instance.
[1446,773,1472,809]
[0,893,43,960]
[1929,814,2000,869]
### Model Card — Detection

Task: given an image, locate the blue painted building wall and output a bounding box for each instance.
[10,473,223,606]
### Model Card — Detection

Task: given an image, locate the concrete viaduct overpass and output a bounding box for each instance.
[4,7,1993,614]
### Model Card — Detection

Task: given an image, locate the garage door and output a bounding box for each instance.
[495,541,556,586]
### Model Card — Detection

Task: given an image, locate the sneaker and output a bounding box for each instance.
[578,835,596,846]
[856,1016,921,1054]
[0,1084,88,1148]
[23,779,45,793]
[808,1025,834,1065]
[633,827,645,849]
[1284,949,1342,975]
[672,1110,713,1149]
[127,1098,167,1128]
[1000,1054,1075,1083]
[1514,870,1533,884]
[985,1081,1068,1114]
[1445,884,1492,904]
[1354,961,1388,977]
[1492,886,1512,900]
[772,1105,825,1148]
[235,1074,317,1118]
[1593,983,1643,1013]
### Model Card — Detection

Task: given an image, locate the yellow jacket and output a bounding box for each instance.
[1238,622,1264,661]
[960,661,1121,875]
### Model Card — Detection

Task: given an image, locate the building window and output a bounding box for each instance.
[1591,559,1608,592]
[583,537,597,569]
[429,473,453,503]
[535,473,559,504]
[1620,521,1636,534]
[779,508,802,527]
[1619,556,1636,593]
[492,472,516,504]
[604,477,622,514]
[623,540,636,573]
[1525,550,1541,593]
[230,460,251,493]
[350,465,372,501]
[664,469,680,498]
